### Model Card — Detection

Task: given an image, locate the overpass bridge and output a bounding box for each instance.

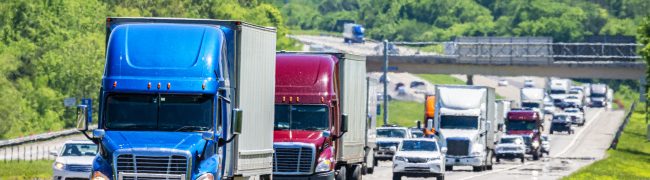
[290,35,648,100]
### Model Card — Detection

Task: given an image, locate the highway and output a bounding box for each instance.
[363,107,624,180]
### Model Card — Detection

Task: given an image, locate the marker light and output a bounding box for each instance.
[297,97,300,102]
[113,81,117,88]
[157,83,161,89]
[202,83,206,90]
[147,82,151,89]
[167,83,171,89]
[321,97,325,103]
[282,96,286,102]
[289,96,293,103]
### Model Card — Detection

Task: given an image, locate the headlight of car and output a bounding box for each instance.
[315,159,332,173]
[92,171,109,180]
[394,156,407,162]
[54,162,64,170]
[197,173,214,180]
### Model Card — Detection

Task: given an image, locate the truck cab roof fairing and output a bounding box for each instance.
[103,23,224,94]
[275,54,337,104]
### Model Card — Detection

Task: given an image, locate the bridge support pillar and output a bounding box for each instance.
[466,74,474,85]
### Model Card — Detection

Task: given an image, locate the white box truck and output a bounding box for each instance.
[521,88,546,119]
[435,85,496,172]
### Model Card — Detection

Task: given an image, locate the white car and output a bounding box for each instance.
[392,138,445,180]
[51,140,98,180]
[565,95,583,107]
[524,79,535,88]
[495,135,526,163]
[541,135,551,155]
[563,108,585,126]
[375,127,409,160]
[498,79,509,86]
[543,101,556,115]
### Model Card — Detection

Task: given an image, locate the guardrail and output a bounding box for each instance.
[610,101,637,149]
[0,129,80,148]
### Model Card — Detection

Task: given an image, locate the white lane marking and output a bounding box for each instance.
[553,108,603,157]
[458,108,605,180]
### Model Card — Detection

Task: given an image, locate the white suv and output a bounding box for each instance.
[51,140,98,180]
[392,138,445,180]
[495,135,526,163]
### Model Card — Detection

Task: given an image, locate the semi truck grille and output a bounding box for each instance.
[273,145,315,174]
[66,164,92,172]
[116,154,188,179]
[446,139,470,156]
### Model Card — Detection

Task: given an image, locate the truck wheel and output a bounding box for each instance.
[392,173,401,180]
[366,166,374,174]
[550,130,554,134]
[472,166,482,172]
[487,165,493,170]
[373,157,378,167]
[521,157,525,163]
[336,166,347,180]
[445,166,453,171]
[349,165,362,180]
[496,157,500,163]
[533,151,540,160]
[436,175,445,180]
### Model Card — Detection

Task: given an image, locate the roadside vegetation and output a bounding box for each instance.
[0,160,53,179]
[416,74,465,85]
[566,16,650,179]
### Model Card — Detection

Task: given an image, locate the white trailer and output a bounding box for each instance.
[521,88,546,119]
[435,85,496,172]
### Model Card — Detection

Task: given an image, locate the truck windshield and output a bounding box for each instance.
[274,105,329,131]
[377,129,407,138]
[591,93,606,98]
[521,102,540,109]
[105,94,213,131]
[506,120,536,131]
[400,141,437,152]
[440,115,478,129]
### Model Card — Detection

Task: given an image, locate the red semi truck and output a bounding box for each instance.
[505,109,544,160]
[273,52,375,180]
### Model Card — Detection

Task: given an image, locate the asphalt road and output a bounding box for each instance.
[363,107,624,180]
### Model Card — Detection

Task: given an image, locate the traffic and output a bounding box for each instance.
[45,17,614,180]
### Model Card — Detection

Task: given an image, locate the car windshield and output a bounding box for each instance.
[440,115,478,129]
[377,129,407,138]
[506,120,536,131]
[61,143,97,156]
[522,102,541,109]
[105,94,213,131]
[400,140,438,152]
[565,109,579,113]
[274,105,329,131]
[550,90,566,94]
[553,115,568,121]
[567,96,578,99]
[500,138,522,144]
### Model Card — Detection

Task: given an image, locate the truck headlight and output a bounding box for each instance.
[394,156,407,162]
[54,162,64,170]
[92,171,109,180]
[197,173,214,180]
[315,159,332,173]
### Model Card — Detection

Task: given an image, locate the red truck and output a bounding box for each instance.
[273,52,375,180]
[505,109,544,160]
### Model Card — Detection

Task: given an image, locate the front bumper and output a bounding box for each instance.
[375,149,395,159]
[495,152,524,159]
[273,171,335,180]
[53,168,91,180]
[446,156,483,166]
[393,160,443,176]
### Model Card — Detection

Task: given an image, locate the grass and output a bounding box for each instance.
[377,100,423,127]
[564,110,650,179]
[0,160,53,179]
[416,74,465,85]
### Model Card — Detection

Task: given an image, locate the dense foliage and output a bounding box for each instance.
[0,0,297,139]
[270,0,648,42]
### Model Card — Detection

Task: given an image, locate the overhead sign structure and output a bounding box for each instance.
[63,97,76,107]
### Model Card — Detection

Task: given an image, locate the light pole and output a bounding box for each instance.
[383,40,389,126]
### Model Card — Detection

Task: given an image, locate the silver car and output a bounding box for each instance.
[51,140,98,180]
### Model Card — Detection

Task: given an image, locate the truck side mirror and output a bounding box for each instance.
[341,114,349,133]
[93,129,105,139]
[441,147,448,154]
[202,131,215,141]
[233,108,243,134]
[76,105,88,131]
[416,121,421,129]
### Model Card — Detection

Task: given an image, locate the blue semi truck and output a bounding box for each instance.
[76,17,277,180]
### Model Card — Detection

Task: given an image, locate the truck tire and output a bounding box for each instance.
[392,173,401,180]
[373,157,378,167]
[472,166,482,172]
[533,151,540,160]
[366,166,374,174]
[496,157,500,163]
[521,157,525,163]
[336,166,347,180]
[348,165,362,180]
[550,130,554,134]
[445,166,453,171]
[436,175,445,180]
